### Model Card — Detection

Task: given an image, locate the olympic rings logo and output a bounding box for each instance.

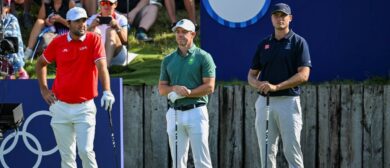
[0,110,58,168]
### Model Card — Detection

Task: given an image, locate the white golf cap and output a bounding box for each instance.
[172,19,195,32]
[66,7,88,21]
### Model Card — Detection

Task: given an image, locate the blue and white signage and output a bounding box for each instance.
[0,79,123,168]
[202,0,270,28]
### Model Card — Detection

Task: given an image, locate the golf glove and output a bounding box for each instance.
[101,91,115,112]
[168,91,185,103]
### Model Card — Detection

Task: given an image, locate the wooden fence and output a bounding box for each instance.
[122,85,390,168]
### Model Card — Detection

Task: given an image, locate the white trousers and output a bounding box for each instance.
[255,96,304,168]
[49,100,98,168]
[166,106,212,168]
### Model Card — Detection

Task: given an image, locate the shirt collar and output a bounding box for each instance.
[176,44,196,56]
[67,32,87,42]
[272,30,294,41]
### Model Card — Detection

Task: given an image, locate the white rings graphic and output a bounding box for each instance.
[0,110,58,168]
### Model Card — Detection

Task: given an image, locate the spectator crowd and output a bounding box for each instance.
[0,0,199,79]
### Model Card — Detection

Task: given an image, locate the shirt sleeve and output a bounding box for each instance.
[159,57,170,81]
[202,53,216,78]
[297,38,312,68]
[42,37,57,63]
[115,13,128,28]
[92,34,106,62]
[250,43,263,70]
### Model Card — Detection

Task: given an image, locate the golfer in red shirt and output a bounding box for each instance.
[36,7,115,168]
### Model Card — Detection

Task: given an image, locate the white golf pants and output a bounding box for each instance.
[49,100,98,168]
[255,96,304,168]
[166,106,212,168]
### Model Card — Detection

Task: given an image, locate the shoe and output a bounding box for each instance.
[170,22,177,30]
[24,48,33,61]
[23,13,33,29]
[195,24,200,31]
[18,70,29,79]
[136,32,153,42]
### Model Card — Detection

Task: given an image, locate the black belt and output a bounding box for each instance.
[173,103,206,111]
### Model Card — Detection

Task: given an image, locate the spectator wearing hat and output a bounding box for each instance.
[87,0,129,66]
[1,0,29,79]
[248,3,311,168]
[159,19,215,168]
[24,0,76,61]
[36,7,115,168]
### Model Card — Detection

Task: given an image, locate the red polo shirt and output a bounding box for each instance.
[43,32,106,103]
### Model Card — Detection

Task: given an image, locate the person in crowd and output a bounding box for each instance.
[1,0,29,79]
[247,3,311,168]
[87,0,128,66]
[74,0,97,16]
[24,0,75,60]
[116,0,161,42]
[36,7,115,167]
[164,0,196,29]
[159,19,215,168]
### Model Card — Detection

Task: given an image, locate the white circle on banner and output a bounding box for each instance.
[203,0,271,28]
[0,110,57,168]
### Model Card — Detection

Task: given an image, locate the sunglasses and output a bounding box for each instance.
[99,1,114,6]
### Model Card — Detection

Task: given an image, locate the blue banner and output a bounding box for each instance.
[0,78,123,168]
[201,0,390,81]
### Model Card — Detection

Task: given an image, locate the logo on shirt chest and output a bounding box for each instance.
[264,44,270,49]
[62,48,69,53]
[79,46,88,51]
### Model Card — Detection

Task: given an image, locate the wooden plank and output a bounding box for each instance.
[318,85,330,168]
[244,85,261,168]
[340,85,363,168]
[144,86,169,168]
[123,86,144,168]
[363,85,384,168]
[384,85,390,168]
[207,86,219,168]
[300,85,318,168]
[318,85,341,168]
[219,86,244,168]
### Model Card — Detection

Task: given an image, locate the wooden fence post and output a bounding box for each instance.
[384,85,390,168]
[144,86,169,168]
[363,85,384,168]
[301,85,318,168]
[123,86,144,168]
[318,85,341,168]
[244,85,261,168]
[208,86,220,168]
[340,84,363,167]
[219,86,244,168]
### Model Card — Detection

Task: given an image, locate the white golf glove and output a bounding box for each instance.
[101,91,115,112]
[168,91,185,103]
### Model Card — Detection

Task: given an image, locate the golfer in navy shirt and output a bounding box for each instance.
[248,3,311,168]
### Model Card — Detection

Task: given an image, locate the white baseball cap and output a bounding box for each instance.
[66,7,88,21]
[172,19,195,32]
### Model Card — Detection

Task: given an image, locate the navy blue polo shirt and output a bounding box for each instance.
[250,30,312,96]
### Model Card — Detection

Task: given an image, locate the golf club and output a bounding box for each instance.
[107,106,119,168]
[265,94,270,168]
[175,109,178,168]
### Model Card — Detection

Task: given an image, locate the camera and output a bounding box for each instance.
[98,16,112,25]
[0,37,18,76]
